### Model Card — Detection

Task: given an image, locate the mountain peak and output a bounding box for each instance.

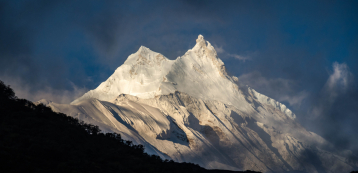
[193,34,208,50]
[196,34,205,44]
[123,46,169,66]
[73,35,233,104]
[192,34,216,54]
[136,45,151,54]
[59,36,356,173]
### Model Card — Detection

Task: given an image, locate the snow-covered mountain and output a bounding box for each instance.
[38,35,357,173]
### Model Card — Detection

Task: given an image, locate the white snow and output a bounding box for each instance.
[73,36,249,115]
[248,87,296,119]
[72,46,175,104]
[45,35,357,173]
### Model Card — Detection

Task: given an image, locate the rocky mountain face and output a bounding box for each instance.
[38,35,357,173]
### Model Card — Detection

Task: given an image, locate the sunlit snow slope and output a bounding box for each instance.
[40,35,357,173]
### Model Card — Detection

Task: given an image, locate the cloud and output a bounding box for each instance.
[237,71,308,107]
[213,45,253,62]
[215,46,225,54]
[324,62,352,100]
[238,71,293,90]
[310,62,354,119]
[237,63,358,155]
[279,91,309,107]
[301,62,358,155]
[227,53,251,62]
[0,76,87,104]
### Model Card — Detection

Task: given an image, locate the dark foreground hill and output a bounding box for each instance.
[0,80,260,173]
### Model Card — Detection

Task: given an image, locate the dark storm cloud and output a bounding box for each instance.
[1,0,358,157]
[0,1,37,83]
[0,0,149,101]
[238,62,358,155]
[0,0,92,102]
[0,0,73,88]
[305,63,358,153]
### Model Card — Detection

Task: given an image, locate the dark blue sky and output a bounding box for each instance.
[1,0,358,154]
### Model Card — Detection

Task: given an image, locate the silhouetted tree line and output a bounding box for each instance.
[0,80,261,173]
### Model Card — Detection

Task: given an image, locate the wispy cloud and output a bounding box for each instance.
[303,62,358,154]
[237,71,308,107]
[279,91,309,107]
[0,76,88,104]
[324,62,352,100]
[213,45,253,62]
[227,53,251,62]
[310,62,354,119]
[215,46,225,54]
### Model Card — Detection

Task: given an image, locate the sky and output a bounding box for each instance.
[1,0,358,155]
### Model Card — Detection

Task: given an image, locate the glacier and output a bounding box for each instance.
[38,35,357,173]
